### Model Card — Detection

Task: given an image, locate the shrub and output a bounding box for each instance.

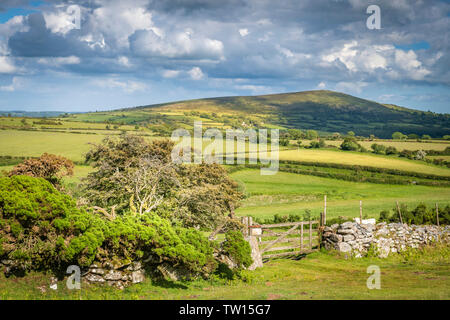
[371,143,386,154]
[340,137,361,151]
[221,230,252,269]
[385,146,398,155]
[9,153,74,187]
[0,176,217,278]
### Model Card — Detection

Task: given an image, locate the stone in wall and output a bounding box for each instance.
[322,222,449,258]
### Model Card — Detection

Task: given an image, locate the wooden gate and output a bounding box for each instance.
[242,217,322,259]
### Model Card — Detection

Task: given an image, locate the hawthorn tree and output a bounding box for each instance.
[9,153,74,187]
[82,135,243,229]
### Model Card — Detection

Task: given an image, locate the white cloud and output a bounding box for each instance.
[276,45,311,64]
[234,84,272,94]
[43,5,81,35]
[161,69,180,78]
[317,81,326,89]
[394,49,431,80]
[91,4,157,48]
[0,77,23,92]
[37,56,81,66]
[188,67,204,80]
[239,28,249,37]
[335,81,368,94]
[117,56,131,67]
[0,56,17,73]
[322,41,388,73]
[92,78,147,93]
[131,29,224,61]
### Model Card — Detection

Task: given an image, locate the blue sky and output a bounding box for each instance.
[0,0,449,113]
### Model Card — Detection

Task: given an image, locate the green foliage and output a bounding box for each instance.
[221,230,252,269]
[340,136,362,151]
[385,146,398,155]
[371,143,386,154]
[392,132,407,140]
[377,203,450,225]
[306,130,318,140]
[0,176,217,278]
[309,139,326,149]
[83,135,243,230]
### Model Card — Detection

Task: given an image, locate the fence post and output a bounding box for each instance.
[324,195,327,225]
[300,222,304,252]
[309,220,312,251]
[396,201,403,224]
[241,217,249,236]
[359,200,363,224]
[436,203,440,227]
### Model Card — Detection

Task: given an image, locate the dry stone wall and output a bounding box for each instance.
[322,221,450,258]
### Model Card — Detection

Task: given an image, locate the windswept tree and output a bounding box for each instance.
[82,135,243,229]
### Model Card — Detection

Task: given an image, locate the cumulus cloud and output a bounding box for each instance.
[130,28,224,61]
[0,56,16,73]
[321,41,388,73]
[188,67,204,80]
[394,49,431,80]
[317,81,326,89]
[239,28,249,37]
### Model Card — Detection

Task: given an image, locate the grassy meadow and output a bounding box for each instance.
[231,169,450,221]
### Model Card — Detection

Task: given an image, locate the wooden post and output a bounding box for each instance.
[436,203,440,227]
[300,222,304,252]
[309,220,312,251]
[359,200,363,224]
[396,201,403,224]
[241,217,249,236]
[323,195,327,225]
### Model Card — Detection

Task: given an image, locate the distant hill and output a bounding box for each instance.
[0,111,76,118]
[77,90,450,138]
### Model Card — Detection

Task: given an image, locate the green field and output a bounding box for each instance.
[307,139,450,151]
[231,169,450,221]
[276,149,450,176]
[1,246,448,300]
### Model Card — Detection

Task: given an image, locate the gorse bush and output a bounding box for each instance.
[0,175,217,278]
[221,230,252,269]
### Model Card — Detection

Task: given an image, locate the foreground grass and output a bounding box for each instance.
[1,245,448,300]
[232,169,450,221]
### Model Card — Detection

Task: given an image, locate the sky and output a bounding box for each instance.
[0,0,449,113]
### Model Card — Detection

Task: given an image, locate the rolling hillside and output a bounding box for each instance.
[71,90,449,138]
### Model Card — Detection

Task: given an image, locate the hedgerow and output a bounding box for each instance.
[378,203,450,225]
